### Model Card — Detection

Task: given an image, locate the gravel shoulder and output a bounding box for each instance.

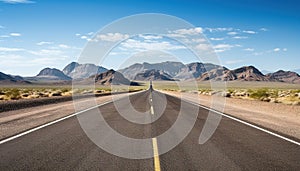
[161,90,300,141]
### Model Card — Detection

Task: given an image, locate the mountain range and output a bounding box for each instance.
[0,61,300,85]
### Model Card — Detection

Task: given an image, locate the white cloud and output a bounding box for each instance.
[214,44,235,53]
[172,27,203,35]
[80,35,88,40]
[283,48,287,51]
[260,28,268,31]
[273,48,280,52]
[205,27,233,32]
[75,33,81,36]
[28,49,63,56]
[139,35,162,40]
[233,36,248,39]
[120,39,184,51]
[244,48,254,51]
[36,41,53,46]
[0,47,24,52]
[210,37,224,41]
[58,44,70,49]
[243,30,256,34]
[95,33,129,42]
[10,33,21,37]
[0,0,34,3]
[227,32,238,35]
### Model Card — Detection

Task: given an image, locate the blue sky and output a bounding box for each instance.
[0,0,299,76]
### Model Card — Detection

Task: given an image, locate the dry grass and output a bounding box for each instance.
[0,84,146,101]
[150,80,300,105]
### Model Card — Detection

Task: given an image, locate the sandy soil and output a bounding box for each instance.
[161,90,300,141]
[0,93,132,140]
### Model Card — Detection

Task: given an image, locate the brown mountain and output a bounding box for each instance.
[82,69,133,85]
[199,66,269,81]
[119,61,185,80]
[134,69,175,81]
[266,70,300,84]
[0,72,30,84]
[175,62,223,80]
[232,66,269,81]
[198,67,237,81]
[62,62,108,79]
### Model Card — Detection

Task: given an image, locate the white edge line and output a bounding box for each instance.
[0,91,146,145]
[160,91,300,146]
[0,100,113,145]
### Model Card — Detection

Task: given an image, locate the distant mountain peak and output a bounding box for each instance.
[134,69,175,81]
[62,62,108,79]
[36,68,71,80]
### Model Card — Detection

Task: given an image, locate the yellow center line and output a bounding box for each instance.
[152,138,161,171]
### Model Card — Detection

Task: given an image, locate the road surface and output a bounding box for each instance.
[0,89,299,170]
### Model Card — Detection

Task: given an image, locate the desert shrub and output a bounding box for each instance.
[249,89,269,100]
[61,88,70,93]
[0,89,5,95]
[5,88,21,100]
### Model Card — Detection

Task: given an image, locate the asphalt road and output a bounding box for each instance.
[0,89,299,170]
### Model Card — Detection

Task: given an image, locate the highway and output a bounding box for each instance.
[0,89,299,170]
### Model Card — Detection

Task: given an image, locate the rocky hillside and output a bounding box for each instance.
[119,61,223,80]
[134,69,175,81]
[199,66,269,81]
[63,62,107,79]
[266,70,300,84]
[198,67,236,81]
[36,68,71,80]
[175,62,223,79]
[82,69,134,85]
[0,72,30,84]
[118,61,185,80]
[233,66,269,81]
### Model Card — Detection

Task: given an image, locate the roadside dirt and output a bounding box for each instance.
[161,91,300,141]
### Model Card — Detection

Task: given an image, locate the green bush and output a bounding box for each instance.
[249,89,269,99]
[5,88,21,100]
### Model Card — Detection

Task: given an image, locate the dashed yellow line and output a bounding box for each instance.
[152,138,161,171]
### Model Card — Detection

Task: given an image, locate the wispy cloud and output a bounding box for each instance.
[227,32,238,35]
[172,27,203,35]
[232,36,248,39]
[95,33,129,42]
[210,37,224,41]
[260,28,268,31]
[273,48,280,52]
[205,27,233,32]
[0,47,24,52]
[0,25,4,29]
[244,48,254,51]
[0,0,34,4]
[213,44,235,53]
[10,33,21,37]
[36,41,53,46]
[120,38,185,51]
[243,30,256,34]
[139,34,163,40]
